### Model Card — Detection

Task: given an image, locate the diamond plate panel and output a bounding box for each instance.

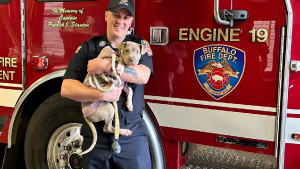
[181,144,277,169]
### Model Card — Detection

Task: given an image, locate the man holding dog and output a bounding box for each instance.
[61,0,153,168]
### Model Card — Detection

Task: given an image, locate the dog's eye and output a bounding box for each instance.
[135,50,139,53]
[124,50,129,53]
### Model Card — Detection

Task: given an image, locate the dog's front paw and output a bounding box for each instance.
[116,64,125,75]
[119,129,132,136]
[126,101,133,111]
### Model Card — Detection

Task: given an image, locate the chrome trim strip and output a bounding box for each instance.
[287,109,300,114]
[21,2,26,91]
[279,0,293,168]
[0,82,22,88]
[145,95,276,112]
[214,0,230,26]
[8,70,66,148]
[144,110,165,169]
[148,102,276,141]
[275,27,285,157]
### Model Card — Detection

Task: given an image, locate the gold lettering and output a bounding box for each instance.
[213,28,217,41]
[48,22,65,28]
[200,28,212,41]
[221,47,226,53]
[218,28,229,41]
[231,49,236,55]
[0,57,18,67]
[203,47,208,54]
[179,28,188,41]
[189,28,199,41]
[59,15,77,21]
[10,71,15,80]
[178,28,243,42]
[53,8,58,14]
[5,58,10,67]
[218,53,223,59]
[223,53,228,60]
[70,22,89,28]
[230,28,240,42]
[3,71,9,80]
[59,8,78,14]
[233,57,238,63]
[213,47,217,53]
[200,55,204,61]
[206,53,211,60]
[0,70,15,80]
[11,58,17,67]
[212,53,216,59]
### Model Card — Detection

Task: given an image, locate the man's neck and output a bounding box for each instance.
[107,33,126,48]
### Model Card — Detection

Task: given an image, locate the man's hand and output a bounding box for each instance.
[101,79,124,102]
[87,58,111,75]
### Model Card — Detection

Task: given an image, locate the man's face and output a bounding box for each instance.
[105,8,134,39]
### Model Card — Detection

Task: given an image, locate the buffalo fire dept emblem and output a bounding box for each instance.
[193,45,245,100]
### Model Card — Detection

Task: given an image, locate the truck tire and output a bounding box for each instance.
[24,93,165,169]
[24,93,85,169]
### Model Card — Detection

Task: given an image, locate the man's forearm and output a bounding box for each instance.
[118,65,151,84]
[61,79,102,102]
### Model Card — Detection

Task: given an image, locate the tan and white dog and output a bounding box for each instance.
[80,42,146,155]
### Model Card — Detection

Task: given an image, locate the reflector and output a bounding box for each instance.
[31,56,48,69]
[291,133,300,140]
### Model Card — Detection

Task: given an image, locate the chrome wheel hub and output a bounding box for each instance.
[47,123,83,169]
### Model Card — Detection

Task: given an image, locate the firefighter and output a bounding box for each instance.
[61,0,153,168]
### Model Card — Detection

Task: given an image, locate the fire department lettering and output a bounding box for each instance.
[0,57,17,81]
[194,45,245,100]
[179,28,240,42]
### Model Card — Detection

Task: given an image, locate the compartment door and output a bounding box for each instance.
[0,0,23,143]
[137,0,286,155]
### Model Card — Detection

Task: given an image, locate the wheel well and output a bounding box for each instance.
[11,77,63,146]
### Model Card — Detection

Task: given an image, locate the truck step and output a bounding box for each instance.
[181,144,277,169]
[181,162,230,169]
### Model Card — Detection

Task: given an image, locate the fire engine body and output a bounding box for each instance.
[0,0,299,168]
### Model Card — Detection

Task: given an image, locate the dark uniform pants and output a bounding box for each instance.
[81,114,152,169]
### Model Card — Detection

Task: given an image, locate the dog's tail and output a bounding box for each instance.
[79,119,97,156]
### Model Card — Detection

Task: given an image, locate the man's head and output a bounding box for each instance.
[105,0,134,41]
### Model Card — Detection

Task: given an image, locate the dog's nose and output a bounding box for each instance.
[130,58,135,62]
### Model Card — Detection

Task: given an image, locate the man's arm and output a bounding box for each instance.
[119,64,151,84]
[61,79,123,102]
[87,58,151,85]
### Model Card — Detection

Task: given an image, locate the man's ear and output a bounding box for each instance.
[105,11,108,21]
[140,44,147,55]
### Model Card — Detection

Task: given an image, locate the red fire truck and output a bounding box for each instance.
[0,0,299,168]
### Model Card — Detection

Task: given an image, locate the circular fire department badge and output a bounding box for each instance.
[193,45,245,100]
[99,41,106,47]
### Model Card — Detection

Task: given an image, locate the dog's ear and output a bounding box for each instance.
[140,44,147,55]
[117,42,127,52]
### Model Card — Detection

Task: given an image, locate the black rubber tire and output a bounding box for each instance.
[24,93,84,169]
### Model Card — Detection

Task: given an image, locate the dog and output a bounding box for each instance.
[80,42,146,155]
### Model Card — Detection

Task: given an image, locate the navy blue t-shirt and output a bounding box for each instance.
[63,33,153,120]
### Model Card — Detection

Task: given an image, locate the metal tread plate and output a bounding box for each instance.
[181,144,277,169]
